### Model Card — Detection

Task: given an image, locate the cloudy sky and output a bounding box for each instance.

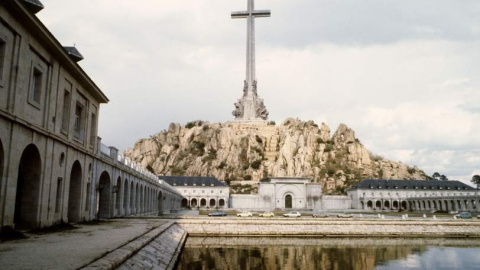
[38,0,480,184]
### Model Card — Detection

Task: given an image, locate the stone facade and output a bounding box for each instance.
[348,179,479,212]
[230,177,322,210]
[0,0,181,230]
[160,176,230,209]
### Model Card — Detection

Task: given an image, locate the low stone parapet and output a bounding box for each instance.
[81,221,186,270]
[176,219,480,238]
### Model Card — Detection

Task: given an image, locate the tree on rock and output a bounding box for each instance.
[472,175,480,189]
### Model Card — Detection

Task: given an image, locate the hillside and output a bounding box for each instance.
[125,118,427,194]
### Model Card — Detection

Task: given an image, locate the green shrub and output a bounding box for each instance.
[185,122,195,129]
[324,144,334,152]
[217,162,226,169]
[255,135,263,143]
[172,166,185,175]
[251,160,262,169]
[316,138,325,144]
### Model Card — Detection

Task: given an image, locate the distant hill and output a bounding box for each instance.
[125,118,427,194]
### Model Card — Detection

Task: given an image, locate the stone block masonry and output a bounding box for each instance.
[176,219,480,238]
[81,221,187,270]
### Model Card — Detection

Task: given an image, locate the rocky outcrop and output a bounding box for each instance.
[125,119,427,194]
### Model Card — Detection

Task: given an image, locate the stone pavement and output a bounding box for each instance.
[0,219,168,270]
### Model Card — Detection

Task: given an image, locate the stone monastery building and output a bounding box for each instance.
[0,0,181,231]
[348,179,479,212]
[159,176,230,209]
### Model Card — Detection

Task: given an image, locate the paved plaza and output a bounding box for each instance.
[0,219,167,270]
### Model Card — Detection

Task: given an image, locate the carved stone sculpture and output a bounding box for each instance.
[255,100,269,120]
[232,101,244,118]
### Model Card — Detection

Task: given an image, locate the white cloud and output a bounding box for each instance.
[37,0,480,180]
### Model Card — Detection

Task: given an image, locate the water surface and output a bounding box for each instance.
[176,237,480,270]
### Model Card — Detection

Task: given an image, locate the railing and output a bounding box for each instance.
[100,143,111,156]
[116,154,157,181]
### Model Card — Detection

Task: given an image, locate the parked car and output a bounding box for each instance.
[337,213,353,218]
[456,212,472,219]
[237,211,253,217]
[449,210,459,215]
[258,211,275,217]
[208,211,227,217]
[312,211,329,218]
[283,211,301,218]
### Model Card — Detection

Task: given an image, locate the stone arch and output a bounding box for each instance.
[422,201,426,210]
[0,139,4,200]
[181,198,188,208]
[367,200,373,210]
[123,179,129,214]
[157,191,163,215]
[219,199,225,208]
[14,144,42,229]
[130,182,135,213]
[209,198,216,208]
[200,198,207,207]
[191,198,198,208]
[68,161,83,223]
[392,201,399,209]
[98,171,111,219]
[142,185,147,213]
[285,194,293,209]
[375,200,382,210]
[401,201,407,210]
[136,183,141,213]
[384,201,391,209]
[427,201,431,210]
[115,176,122,214]
[432,201,437,210]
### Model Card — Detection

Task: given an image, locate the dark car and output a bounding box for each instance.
[456,212,472,219]
[208,211,227,217]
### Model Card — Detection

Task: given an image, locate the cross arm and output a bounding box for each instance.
[253,10,271,18]
[231,11,249,19]
[231,10,271,19]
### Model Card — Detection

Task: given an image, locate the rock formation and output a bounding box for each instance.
[125,119,427,194]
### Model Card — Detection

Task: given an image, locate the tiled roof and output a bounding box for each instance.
[159,176,227,187]
[349,179,474,191]
[20,0,44,14]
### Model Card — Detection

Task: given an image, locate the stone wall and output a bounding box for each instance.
[81,221,187,270]
[320,195,351,210]
[176,219,480,237]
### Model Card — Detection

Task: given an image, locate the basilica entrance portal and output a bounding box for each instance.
[285,194,293,209]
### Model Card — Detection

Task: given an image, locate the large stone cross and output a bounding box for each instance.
[232,0,270,98]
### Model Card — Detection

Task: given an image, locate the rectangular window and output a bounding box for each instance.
[55,177,63,213]
[89,112,96,147]
[85,182,91,211]
[30,67,43,105]
[0,38,6,82]
[61,87,71,132]
[74,103,84,141]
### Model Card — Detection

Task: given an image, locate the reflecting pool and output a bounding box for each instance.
[176,237,480,270]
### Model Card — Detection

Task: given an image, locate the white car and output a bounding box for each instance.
[283,211,301,218]
[258,211,275,217]
[237,211,253,217]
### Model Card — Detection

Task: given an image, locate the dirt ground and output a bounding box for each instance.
[0,219,167,270]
